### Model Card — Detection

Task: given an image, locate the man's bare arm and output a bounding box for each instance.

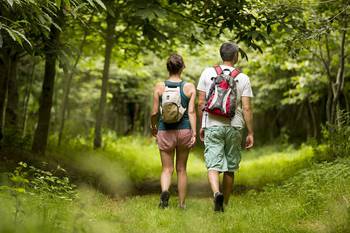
[242,96,254,149]
[186,83,197,146]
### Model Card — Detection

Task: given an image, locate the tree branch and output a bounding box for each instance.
[155,2,211,27]
[318,38,332,81]
[337,19,347,93]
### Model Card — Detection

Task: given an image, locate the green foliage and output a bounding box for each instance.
[282,158,350,209]
[0,162,77,200]
[244,43,327,113]
[168,0,290,52]
[0,162,28,194]
[0,0,57,49]
[27,164,77,200]
[322,111,350,159]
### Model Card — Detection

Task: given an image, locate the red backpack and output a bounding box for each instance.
[204,65,240,118]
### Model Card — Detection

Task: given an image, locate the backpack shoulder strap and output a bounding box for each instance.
[214,65,223,75]
[180,81,186,96]
[164,80,179,88]
[229,68,240,78]
[164,81,169,88]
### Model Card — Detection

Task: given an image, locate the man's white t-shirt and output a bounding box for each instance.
[197,65,253,129]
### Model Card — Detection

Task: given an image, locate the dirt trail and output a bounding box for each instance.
[132,180,262,197]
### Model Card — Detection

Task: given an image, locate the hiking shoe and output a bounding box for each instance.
[159,191,170,208]
[214,192,224,212]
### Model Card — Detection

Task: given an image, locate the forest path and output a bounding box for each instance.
[132,179,261,197]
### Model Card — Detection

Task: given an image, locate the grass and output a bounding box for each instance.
[0,136,349,233]
[49,136,316,192]
[1,157,349,233]
[47,136,207,195]
[236,145,314,186]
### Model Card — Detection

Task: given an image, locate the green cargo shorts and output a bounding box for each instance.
[204,126,242,172]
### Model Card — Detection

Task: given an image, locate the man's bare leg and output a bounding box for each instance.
[208,170,220,194]
[223,172,234,205]
[208,170,224,212]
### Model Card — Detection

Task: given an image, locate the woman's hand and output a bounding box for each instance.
[151,126,158,137]
[190,134,196,148]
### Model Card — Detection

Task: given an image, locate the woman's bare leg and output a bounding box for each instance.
[160,149,175,192]
[175,146,190,207]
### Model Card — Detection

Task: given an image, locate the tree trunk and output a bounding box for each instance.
[344,92,350,113]
[5,55,19,135]
[57,67,69,146]
[32,11,64,154]
[296,102,305,121]
[330,23,346,124]
[326,85,332,123]
[319,34,335,124]
[0,59,8,141]
[58,14,92,146]
[93,14,116,149]
[307,100,317,138]
[22,61,36,138]
[143,98,151,136]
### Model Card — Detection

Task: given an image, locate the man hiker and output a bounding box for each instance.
[197,42,254,212]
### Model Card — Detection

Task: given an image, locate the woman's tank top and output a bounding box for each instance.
[158,80,191,130]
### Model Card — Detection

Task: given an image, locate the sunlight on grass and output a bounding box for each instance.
[51,136,315,188]
[236,145,314,186]
[104,136,206,182]
[102,137,315,187]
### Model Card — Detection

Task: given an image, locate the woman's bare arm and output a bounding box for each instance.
[151,82,163,136]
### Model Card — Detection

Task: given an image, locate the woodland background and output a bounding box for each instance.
[0,0,349,233]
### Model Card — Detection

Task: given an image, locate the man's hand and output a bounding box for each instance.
[242,96,254,149]
[245,133,254,149]
[197,91,206,142]
[199,128,205,142]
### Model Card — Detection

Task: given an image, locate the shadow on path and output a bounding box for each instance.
[132,180,263,197]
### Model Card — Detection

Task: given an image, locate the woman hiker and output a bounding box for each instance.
[151,54,196,209]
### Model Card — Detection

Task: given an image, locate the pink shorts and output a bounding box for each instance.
[156,129,192,151]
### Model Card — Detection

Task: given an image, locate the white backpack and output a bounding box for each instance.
[160,84,186,124]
